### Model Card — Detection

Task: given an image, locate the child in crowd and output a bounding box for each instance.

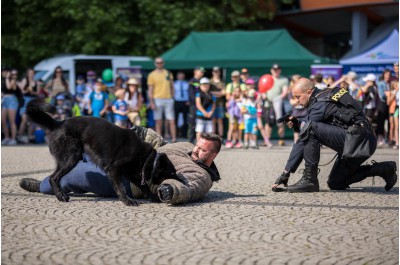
[75,75,86,99]
[88,78,108,118]
[242,89,258,149]
[195,77,216,140]
[106,86,117,123]
[53,94,70,121]
[226,86,244,148]
[112,89,129,128]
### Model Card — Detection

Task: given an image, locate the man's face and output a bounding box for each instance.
[191,138,216,163]
[394,64,399,74]
[200,83,209,92]
[270,68,281,78]
[194,69,204,79]
[231,75,240,82]
[155,59,164,70]
[292,86,313,108]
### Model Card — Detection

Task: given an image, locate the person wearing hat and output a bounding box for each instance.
[147,57,176,142]
[361,73,378,126]
[125,77,143,127]
[88,78,109,118]
[209,66,226,138]
[188,66,205,143]
[263,63,289,146]
[225,70,246,101]
[85,70,97,91]
[53,94,72,121]
[195,77,216,141]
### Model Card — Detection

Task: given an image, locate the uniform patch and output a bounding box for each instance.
[331,88,348,102]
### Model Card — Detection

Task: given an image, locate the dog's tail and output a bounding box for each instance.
[26,99,61,131]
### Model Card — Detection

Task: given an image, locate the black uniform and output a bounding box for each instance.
[284,87,377,190]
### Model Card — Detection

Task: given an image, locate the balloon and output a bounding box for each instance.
[258,74,274,93]
[102,68,113,82]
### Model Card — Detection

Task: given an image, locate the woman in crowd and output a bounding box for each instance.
[44,66,69,103]
[124,77,143,126]
[2,69,21,145]
[17,68,39,143]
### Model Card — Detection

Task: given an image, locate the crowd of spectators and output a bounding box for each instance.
[1,61,399,150]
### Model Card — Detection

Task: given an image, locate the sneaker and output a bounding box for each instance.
[19,178,41,193]
[244,143,249,149]
[235,142,243,148]
[1,138,10,145]
[7,139,17,145]
[251,145,259,150]
[278,140,285,146]
[225,141,234,148]
[17,136,29,144]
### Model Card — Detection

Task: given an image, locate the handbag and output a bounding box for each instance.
[342,124,376,160]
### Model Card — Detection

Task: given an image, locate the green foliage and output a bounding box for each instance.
[2,0,278,70]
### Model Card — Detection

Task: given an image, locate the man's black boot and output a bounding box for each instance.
[370,161,397,191]
[19,178,41,193]
[287,167,320,193]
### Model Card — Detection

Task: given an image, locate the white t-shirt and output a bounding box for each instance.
[125,91,138,110]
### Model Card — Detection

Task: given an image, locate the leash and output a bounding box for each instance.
[318,153,338,167]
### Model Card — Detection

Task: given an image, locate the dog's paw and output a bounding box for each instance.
[122,198,139,207]
[56,193,70,202]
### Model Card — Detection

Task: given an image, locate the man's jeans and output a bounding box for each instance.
[40,155,133,198]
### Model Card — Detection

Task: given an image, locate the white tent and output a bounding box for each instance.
[340,29,399,74]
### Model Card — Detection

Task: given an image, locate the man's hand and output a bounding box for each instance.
[272,171,290,191]
[158,184,173,201]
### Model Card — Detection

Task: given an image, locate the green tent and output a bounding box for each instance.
[131,29,331,77]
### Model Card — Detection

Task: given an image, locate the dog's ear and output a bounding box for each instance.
[151,153,176,182]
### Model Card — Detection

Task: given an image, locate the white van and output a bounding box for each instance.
[33,54,152,94]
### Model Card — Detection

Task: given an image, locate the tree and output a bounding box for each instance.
[2,0,277,70]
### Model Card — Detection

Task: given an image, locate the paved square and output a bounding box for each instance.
[2,144,398,264]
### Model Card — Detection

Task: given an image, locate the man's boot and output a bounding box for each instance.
[370,161,397,191]
[287,167,320,193]
[346,161,397,191]
[19,178,41,193]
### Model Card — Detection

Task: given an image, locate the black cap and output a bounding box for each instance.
[194,66,205,72]
[271,63,281,69]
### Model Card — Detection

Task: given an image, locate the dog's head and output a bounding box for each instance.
[142,151,177,186]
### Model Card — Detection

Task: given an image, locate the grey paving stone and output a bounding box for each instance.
[1,144,398,265]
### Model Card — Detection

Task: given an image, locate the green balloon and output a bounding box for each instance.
[102,68,113,82]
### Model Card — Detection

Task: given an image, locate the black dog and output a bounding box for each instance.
[26,99,177,206]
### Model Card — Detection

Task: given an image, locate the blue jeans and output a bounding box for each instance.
[39,155,133,198]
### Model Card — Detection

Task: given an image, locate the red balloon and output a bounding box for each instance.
[258,74,274,93]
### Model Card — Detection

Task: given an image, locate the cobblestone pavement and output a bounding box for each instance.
[2,143,399,265]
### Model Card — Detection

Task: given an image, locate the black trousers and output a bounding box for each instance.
[188,105,197,143]
[174,101,189,138]
[285,122,376,190]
